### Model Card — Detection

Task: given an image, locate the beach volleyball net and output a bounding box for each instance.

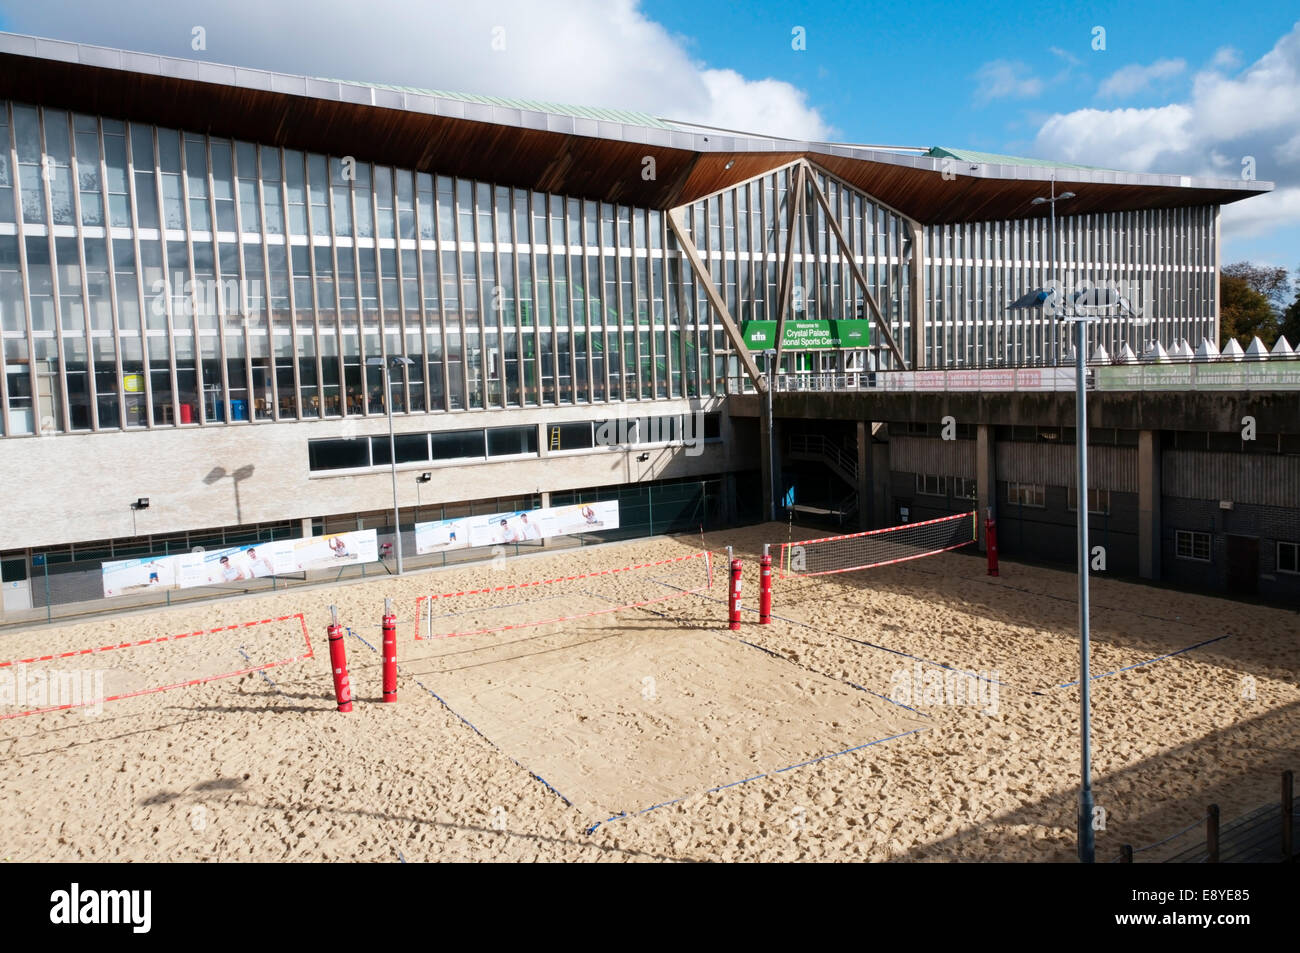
[778,511,977,579]
[415,550,714,640]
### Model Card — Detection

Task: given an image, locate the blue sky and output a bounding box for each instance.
[2,0,1297,277]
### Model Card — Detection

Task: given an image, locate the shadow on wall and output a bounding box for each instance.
[203,465,256,524]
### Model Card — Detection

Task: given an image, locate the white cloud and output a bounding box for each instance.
[2,0,831,139]
[1036,23,1300,178]
[1220,186,1300,240]
[1097,58,1186,98]
[1211,46,1242,70]
[972,60,1044,105]
[1033,22,1300,258]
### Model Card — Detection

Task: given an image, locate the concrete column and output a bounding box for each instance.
[300,517,313,538]
[976,424,997,551]
[760,405,775,522]
[539,491,551,547]
[856,420,870,529]
[906,218,924,369]
[1138,429,1161,580]
[868,422,890,528]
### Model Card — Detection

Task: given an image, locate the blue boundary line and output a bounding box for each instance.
[344,626,573,808]
[237,646,289,699]
[585,727,928,835]
[1040,634,1232,691]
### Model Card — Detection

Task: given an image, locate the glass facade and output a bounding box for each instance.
[0,99,1222,437]
[0,102,749,437]
[921,207,1218,368]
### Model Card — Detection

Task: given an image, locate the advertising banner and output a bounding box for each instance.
[284,530,379,572]
[101,555,182,598]
[102,530,380,597]
[414,501,621,554]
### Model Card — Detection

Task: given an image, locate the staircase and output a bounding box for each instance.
[788,433,859,489]
[785,434,861,527]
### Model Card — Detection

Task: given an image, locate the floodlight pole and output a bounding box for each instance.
[384,365,403,576]
[370,356,410,576]
[1066,307,1099,864]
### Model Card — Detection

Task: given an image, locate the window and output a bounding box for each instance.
[431,429,486,461]
[547,422,594,452]
[1278,541,1299,575]
[951,477,977,501]
[371,433,430,466]
[1175,530,1211,562]
[487,425,538,457]
[1007,482,1045,507]
[308,438,371,471]
[915,473,945,496]
[1068,487,1111,515]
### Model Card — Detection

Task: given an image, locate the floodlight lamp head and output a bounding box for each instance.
[1059,191,1076,201]
[1031,196,1048,205]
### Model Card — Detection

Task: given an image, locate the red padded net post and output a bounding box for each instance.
[986,512,1000,577]
[728,553,742,631]
[327,605,352,713]
[381,597,397,702]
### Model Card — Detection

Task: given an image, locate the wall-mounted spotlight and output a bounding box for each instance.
[416,472,432,484]
[636,452,650,462]
[131,497,150,510]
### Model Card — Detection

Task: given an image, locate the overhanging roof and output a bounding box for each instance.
[0,31,1273,224]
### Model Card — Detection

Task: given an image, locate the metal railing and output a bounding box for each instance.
[726,352,1300,396]
[788,433,859,479]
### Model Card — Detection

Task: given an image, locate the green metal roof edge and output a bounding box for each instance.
[316,77,678,129]
[926,146,1117,172]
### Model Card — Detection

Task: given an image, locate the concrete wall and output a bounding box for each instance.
[0,399,754,550]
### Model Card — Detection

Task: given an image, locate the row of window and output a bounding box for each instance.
[921,206,1217,368]
[0,102,922,439]
[1004,482,1112,514]
[307,412,723,472]
[914,473,977,499]
[1174,531,1299,572]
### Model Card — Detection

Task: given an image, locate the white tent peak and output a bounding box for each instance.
[1141,341,1169,362]
[1194,337,1219,361]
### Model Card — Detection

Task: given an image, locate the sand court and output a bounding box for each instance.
[1,522,1296,862]
[399,605,927,821]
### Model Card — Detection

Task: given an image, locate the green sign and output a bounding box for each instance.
[1095,363,1300,391]
[741,319,872,350]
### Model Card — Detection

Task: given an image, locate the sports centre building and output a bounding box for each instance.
[0,31,1295,620]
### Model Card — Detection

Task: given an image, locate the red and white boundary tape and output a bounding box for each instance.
[415,551,714,640]
[0,613,313,720]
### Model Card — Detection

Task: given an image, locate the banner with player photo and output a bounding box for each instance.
[101,530,380,597]
[414,500,620,554]
[101,555,183,598]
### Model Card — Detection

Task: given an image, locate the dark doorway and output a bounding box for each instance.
[1225,535,1259,595]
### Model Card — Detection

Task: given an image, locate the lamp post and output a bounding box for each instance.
[1031,182,1075,366]
[367,355,413,575]
[1032,185,1095,864]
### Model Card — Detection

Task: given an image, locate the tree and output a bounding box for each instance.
[1219,275,1278,348]
[1282,292,1300,347]
[1222,261,1291,310]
